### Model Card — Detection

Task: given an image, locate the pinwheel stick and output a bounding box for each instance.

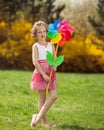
[46,43,59,94]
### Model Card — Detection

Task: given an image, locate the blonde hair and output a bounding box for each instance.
[31,20,47,38]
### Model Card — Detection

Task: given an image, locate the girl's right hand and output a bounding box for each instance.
[43,74,51,83]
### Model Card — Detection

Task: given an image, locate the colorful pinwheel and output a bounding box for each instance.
[47,19,74,46]
[46,19,74,93]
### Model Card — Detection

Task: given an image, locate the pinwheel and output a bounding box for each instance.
[46,19,74,93]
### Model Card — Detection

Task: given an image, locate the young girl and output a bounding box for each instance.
[30,21,57,127]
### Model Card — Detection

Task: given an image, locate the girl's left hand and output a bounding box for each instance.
[51,66,57,71]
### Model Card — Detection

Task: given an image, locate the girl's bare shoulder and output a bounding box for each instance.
[32,42,38,48]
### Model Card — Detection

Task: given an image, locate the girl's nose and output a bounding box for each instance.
[42,32,45,34]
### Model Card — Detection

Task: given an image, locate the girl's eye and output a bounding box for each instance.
[37,30,46,33]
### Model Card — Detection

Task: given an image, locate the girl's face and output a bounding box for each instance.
[36,25,47,41]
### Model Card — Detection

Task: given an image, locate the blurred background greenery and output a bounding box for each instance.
[0,0,104,72]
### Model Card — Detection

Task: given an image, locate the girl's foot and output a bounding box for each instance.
[42,122,56,127]
[30,114,37,127]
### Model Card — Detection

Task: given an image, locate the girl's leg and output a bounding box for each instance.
[38,90,48,124]
[31,90,47,127]
[35,88,57,125]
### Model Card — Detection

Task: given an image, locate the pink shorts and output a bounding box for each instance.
[30,60,57,91]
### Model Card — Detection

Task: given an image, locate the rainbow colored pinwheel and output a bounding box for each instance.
[47,19,74,46]
[46,19,74,94]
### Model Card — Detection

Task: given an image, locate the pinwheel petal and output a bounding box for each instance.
[47,32,58,38]
[51,33,62,44]
[50,30,58,33]
[64,31,72,41]
[58,20,69,28]
[48,23,58,33]
[60,30,71,41]
[58,39,65,46]
[48,23,54,31]
[54,19,61,30]
[51,39,58,44]
[66,25,74,34]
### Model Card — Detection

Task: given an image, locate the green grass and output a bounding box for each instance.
[0,70,104,130]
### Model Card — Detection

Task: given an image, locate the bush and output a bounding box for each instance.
[0,18,35,70]
[58,33,104,72]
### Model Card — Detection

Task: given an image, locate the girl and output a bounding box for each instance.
[30,21,57,127]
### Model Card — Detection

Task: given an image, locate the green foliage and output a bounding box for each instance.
[0,70,104,129]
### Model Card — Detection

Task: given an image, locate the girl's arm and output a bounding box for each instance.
[32,44,51,83]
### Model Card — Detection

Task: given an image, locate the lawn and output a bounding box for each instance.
[0,70,104,130]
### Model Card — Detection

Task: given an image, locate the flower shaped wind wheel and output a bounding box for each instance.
[47,19,74,46]
[46,19,74,93]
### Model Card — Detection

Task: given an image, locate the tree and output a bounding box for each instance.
[88,0,104,40]
[43,0,65,23]
[0,0,65,24]
[0,0,18,22]
[25,0,65,23]
[0,0,65,70]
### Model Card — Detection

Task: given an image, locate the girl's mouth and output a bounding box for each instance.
[41,36,45,38]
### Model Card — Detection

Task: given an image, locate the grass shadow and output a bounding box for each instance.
[60,124,104,130]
